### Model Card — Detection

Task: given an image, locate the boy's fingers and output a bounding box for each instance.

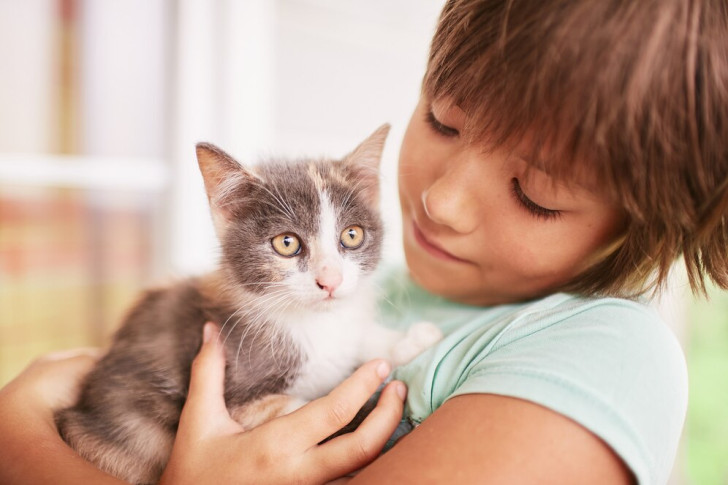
[307,380,407,481]
[283,359,392,446]
[5,348,103,412]
[178,323,231,435]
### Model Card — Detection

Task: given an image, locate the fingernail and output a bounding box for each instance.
[376,360,391,379]
[394,381,407,400]
[203,322,215,343]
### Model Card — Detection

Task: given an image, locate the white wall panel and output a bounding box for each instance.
[0,0,56,153]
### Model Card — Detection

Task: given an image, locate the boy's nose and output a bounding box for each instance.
[422,167,479,234]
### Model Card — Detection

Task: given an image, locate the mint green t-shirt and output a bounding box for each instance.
[378,268,688,485]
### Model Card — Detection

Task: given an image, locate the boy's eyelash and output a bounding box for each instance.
[425,109,459,137]
[511,178,562,220]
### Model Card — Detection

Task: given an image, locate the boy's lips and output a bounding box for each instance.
[412,221,469,263]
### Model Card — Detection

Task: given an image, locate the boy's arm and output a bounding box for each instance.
[352,393,633,484]
[0,403,127,485]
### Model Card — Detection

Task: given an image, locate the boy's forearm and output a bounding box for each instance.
[351,394,632,484]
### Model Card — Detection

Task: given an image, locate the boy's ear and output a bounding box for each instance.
[343,123,390,207]
[196,142,260,237]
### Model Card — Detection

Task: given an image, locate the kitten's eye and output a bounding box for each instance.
[271,233,301,257]
[340,225,365,249]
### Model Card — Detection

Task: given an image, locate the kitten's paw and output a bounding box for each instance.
[392,321,443,366]
[407,321,443,347]
[231,394,308,430]
[282,396,309,415]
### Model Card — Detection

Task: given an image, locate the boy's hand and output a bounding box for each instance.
[0,348,101,421]
[160,323,407,485]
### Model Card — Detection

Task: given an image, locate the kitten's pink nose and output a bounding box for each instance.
[316,267,342,296]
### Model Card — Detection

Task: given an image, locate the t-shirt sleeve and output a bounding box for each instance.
[447,299,688,485]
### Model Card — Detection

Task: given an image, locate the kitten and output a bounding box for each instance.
[54,124,442,485]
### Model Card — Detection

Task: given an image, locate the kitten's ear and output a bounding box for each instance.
[343,123,390,207]
[196,142,260,236]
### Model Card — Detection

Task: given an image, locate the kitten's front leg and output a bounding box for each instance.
[390,322,442,366]
[359,322,442,367]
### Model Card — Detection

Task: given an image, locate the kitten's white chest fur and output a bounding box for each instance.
[277,281,443,401]
[281,285,377,400]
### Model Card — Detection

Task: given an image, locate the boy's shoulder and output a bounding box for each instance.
[382,267,687,485]
[456,294,688,484]
[502,292,685,358]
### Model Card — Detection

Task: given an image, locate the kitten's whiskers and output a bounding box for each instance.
[256,183,297,221]
[219,306,246,345]
[371,281,400,312]
[232,288,292,372]
[340,170,378,213]
[272,183,296,221]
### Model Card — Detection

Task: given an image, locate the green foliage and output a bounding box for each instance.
[686,289,728,485]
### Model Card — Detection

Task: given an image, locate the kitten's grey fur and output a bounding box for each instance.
[55,125,441,484]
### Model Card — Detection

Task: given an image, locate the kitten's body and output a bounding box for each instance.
[55,126,441,484]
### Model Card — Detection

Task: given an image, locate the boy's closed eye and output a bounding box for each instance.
[511,177,562,220]
[425,105,563,221]
[425,109,459,138]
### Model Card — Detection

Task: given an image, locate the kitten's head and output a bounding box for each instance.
[196,125,388,312]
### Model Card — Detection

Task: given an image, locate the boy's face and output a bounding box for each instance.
[398,97,625,305]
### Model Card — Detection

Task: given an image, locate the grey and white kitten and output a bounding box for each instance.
[55,124,441,485]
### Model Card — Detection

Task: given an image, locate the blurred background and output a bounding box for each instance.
[0,1,725,483]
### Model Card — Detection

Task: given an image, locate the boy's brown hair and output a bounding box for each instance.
[424,0,728,297]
